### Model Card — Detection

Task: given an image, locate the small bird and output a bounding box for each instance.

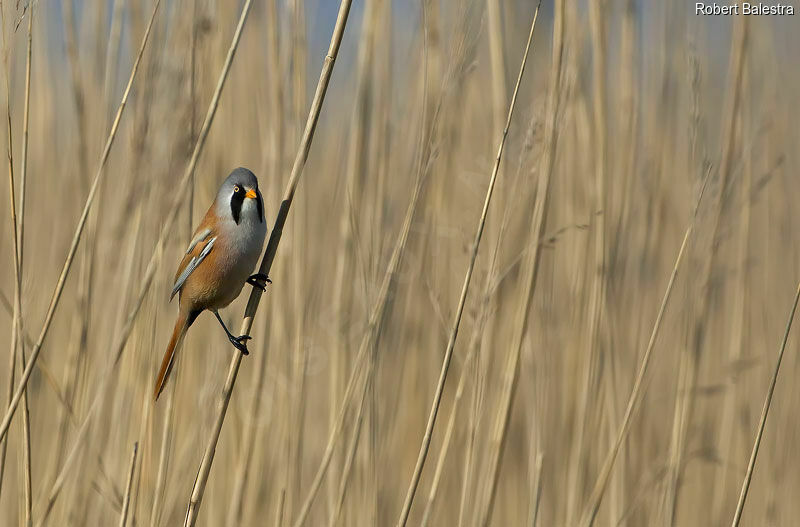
[153,167,269,401]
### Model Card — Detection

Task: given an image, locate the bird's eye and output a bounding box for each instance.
[233,185,240,193]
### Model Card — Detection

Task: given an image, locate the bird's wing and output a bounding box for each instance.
[170,228,217,302]
[185,227,212,255]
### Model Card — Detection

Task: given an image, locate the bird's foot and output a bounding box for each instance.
[228,334,252,355]
[246,273,271,292]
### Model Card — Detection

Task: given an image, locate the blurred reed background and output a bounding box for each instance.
[0,0,799,525]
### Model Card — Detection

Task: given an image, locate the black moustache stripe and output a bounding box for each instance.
[230,190,244,224]
[256,190,264,223]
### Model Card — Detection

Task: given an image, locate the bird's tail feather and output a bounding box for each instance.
[154,312,189,401]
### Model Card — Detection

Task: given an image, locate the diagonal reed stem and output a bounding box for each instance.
[182,1,354,525]
[578,165,712,527]
[290,2,449,520]
[730,280,800,526]
[0,2,34,521]
[33,0,256,521]
[291,131,430,527]
[0,0,161,445]
[17,7,34,526]
[118,442,138,527]
[0,0,22,511]
[395,4,542,525]
[18,1,32,274]
[473,0,563,521]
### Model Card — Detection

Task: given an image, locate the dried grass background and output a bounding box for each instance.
[0,0,799,525]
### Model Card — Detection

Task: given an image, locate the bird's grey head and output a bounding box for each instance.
[216,167,264,225]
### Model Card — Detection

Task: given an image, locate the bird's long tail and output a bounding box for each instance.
[154,312,189,401]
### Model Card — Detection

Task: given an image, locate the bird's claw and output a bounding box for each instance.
[246,273,271,292]
[229,334,252,355]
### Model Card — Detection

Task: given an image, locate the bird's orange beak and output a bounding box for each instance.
[245,188,257,200]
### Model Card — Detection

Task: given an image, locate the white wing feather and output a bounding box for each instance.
[170,235,216,301]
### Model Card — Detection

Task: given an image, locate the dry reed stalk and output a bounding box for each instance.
[0,2,33,522]
[224,314,271,527]
[186,0,198,232]
[0,293,71,412]
[461,15,532,527]
[557,64,591,527]
[281,1,312,517]
[90,0,107,80]
[661,17,748,524]
[275,489,286,527]
[62,0,89,180]
[0,293,16,500]
[367,0,392,276]
[331,167,437,521]
[148,287,176,525]
[11,128,29,523]
[396,5,541,524]
[150,5,202,525]
[303,4,484,521]
[264,0,284,195]
[35,368,107,524]
[485,0,506,141]
[118,442,138,527]
[711,57,751,523]
[424,227,521,527]
[420,0,448,329]
[0,1,17,503]
[281,172,306,526]
[366,362,379,526]
[290,26,456,519]
[41,6,244,511]
[260,0,286,527]
[0,1,788,524]
[328,0,378,512]
[0,2,52,502]
[131,444,145,527]
[613,0,638,232]
[291,3,443,521]
[102,0,125,120]
[0,0,161,445]
[330,355,374,526]
[47,215,145,525]
[149,372,176,527]
[730,279,800,526]
[0,299,74,411]
[419,208,575,524]
[613,464,670,525]
[525,450,544,526]
[17,8,34,526]
[292,145,428,527]
[419,341,474,527]
[439,83,538,527]
[364,3,392,521]
[36,0,252,514]
[472,1,561,523]
[289,0,308,137]
[225,3,285,524]
[63,0,97,427]
[286,242,310,525]
[604,12,638,516]
[566,0,610,522]
[182,2,353,524]
[577,165,713,527]
[18,4,32,275]
[457,343,480,525]
[30,8,161,526]
[687,42,703,172]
